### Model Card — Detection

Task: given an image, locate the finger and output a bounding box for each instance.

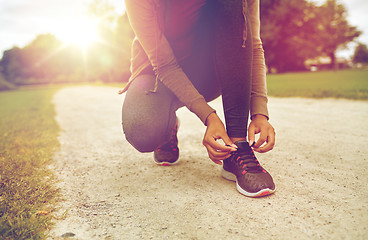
[253,128,267,148]
[211,158,223,165]
[207,149,231,163]
[220,132,237,149]
[206,137,234,152]
[248,124,256,147]
[254,139,273,153]
[255,129,275,153]
[203,138,233,159]
[206,146,233,158]
[203,140,231,164]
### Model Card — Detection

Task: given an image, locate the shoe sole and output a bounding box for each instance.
[153,157,180,166]
[221,168,276,198]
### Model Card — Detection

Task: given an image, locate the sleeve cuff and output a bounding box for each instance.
[250,95,269,120]
[189,98,216,125]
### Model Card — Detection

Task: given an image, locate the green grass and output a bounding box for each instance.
[0,87,60,240]
[267,70,368,100]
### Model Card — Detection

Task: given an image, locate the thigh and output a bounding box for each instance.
[122,75,178,152]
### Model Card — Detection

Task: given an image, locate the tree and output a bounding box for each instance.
[315,0,361,69]
[87,0,133,82]
[112,13,134,81]
[353,43,368,64]
[260,0,321,72]
[0,34,72,84]
[1,47,24,84]
[260,0,361,72]
[0,34,86,85]
[0,70,15,91]
[22,34,64,82]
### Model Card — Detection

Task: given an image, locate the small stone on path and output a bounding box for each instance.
[61,232,76,238]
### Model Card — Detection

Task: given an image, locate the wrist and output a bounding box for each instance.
[205,112,219,126]
[252,114,268,121]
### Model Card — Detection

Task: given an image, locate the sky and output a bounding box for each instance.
[0,0,367,59]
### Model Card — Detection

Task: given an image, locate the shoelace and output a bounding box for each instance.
[232,149,266,174]
[156,137,178,152]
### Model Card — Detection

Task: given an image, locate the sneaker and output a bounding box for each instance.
[153,118,180,166]
[222,141,276,197]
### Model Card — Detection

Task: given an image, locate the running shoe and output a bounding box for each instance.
[153,118,179,166]
[222,141,276,197]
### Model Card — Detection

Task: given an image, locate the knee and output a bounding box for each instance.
[122,120,167,153]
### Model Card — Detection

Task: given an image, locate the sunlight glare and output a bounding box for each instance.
[58,16,100,49]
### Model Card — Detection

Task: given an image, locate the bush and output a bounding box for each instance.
[0,74,16,91]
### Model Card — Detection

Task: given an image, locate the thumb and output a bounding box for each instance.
[248,124,256,147]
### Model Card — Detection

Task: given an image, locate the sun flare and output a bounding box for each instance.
[57,16,100,48]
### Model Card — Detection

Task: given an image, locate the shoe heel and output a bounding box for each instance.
[221,168,237,182]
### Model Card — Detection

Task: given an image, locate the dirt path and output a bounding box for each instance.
[50,86,368,240]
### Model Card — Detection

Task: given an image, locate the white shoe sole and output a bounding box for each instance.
[221,168,276,198]
[153,157,180,166]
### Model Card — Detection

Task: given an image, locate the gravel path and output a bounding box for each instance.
[49,86,368,240]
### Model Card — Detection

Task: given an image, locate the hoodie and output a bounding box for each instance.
[120,0,268,124]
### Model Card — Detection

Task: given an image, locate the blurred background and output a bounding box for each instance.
[0,0,367,91]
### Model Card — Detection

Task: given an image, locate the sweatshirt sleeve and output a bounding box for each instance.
[124,0,215,124]
[247,0,269,119]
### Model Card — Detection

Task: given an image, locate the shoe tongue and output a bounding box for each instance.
[234,141,251,152]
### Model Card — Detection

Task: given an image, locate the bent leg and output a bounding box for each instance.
[122,75,178,152]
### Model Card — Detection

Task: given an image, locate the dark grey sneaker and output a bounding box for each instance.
[222,141,276,197]
[153,119,179,166]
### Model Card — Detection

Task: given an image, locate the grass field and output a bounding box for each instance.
[0,87,60,239]
[267,70,368,100]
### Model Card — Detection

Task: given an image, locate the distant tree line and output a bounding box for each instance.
[0,1,134,90]
[0,0,366,91]
[260,0,362,72]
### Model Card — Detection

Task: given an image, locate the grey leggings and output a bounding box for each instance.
[122,0,252,152]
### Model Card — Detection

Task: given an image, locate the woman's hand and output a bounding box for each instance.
[248,114,275,153]
[203,113,237,165]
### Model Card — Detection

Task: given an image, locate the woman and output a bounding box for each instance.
[120,0,276,197]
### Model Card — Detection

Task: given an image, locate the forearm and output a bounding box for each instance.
[158,66,215,123]
[250,44,268,119]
